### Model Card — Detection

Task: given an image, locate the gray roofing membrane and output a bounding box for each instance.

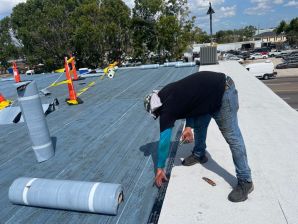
[0,66,197,223]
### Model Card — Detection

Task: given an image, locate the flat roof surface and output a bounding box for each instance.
[0,66,197,223]
[159,61,298,224]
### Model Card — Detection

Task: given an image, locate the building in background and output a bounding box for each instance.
[253,31,287,44]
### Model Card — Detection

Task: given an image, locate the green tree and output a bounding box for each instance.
[71,0,131,68]
[286,18,298,45]
[276,20,288,34]
[131,0,163,61]
[0,17,20,70]
[10,0,82,71]
[276,18,298,45]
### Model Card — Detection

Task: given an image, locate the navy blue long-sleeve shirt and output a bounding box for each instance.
[157,71,226,168]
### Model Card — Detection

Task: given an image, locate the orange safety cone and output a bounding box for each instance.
[0,93,5,102]
[70,57,79,81]
[70,56,84,81]
[0,93,11,110]
[64,57,83,105]
[12,61,21,83]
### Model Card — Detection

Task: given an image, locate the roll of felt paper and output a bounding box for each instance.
[163,62,178,67]
[9,177,123,215]
[141,64,160,69]
[175,62,196,68]
[16,81,54,162]
[108,70,115,79]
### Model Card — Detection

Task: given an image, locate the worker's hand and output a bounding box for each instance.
[155,168,168,187]
[181,127,194,143]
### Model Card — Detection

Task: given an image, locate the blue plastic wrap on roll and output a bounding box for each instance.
[9,177,124,215]
[175,62,196,68]
[163,62,178,67]
[141,64,160,69]
[16,81,54,162]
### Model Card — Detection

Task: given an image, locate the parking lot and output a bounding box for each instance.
[263,76,298,111]
[241,56,298,111]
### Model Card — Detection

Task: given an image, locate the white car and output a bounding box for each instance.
[249,53,268,60]
[227,56,244,64]
[25,70,34,75]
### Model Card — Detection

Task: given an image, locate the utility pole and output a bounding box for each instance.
[207,2,215,44]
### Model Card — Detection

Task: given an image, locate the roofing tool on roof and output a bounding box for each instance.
[64,57,83,105]
[12,61,21,83]
[179,138,187,146]
[0,93,12,110]
[202,177,216,186]
[9,177,124,215]
[16,81,55,162]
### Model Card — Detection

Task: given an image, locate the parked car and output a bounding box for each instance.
[25,70,34,75]
[276,52,290,58]
[276,61,298,69]
[240,51,250,60]
[226,56,244,64]
[249,53,268,60]
[252,47,270,55]
[283,52,298,61]
[245,61,276,80]
[269,50,282,57]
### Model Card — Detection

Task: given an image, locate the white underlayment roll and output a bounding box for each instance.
[175,62,196,68]
[16,81,54,162]
[163,62,178,67]
[141,64,160,69]
[9,177,123,215]
[108,70,115,79]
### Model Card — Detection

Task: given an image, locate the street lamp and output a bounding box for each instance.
[207,2,215,44]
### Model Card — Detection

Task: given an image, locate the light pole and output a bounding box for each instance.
[207,2,215,44]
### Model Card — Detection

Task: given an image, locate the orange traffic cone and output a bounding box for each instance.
[12,61,21,83]
[64,57,82,105]
[70,56,84,81]
[0,93,11,110]
[0,93,5,102]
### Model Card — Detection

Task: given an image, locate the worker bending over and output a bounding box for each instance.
[144,71,253,202]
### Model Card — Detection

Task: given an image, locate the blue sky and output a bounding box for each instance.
[0,0,297,32]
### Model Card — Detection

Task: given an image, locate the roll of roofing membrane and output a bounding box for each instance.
[16,81,54,162]
[141,64,160,69]
[108,69,115,79]
[175,62,196,68]
[9,177,123,215]
[163,62,178,67]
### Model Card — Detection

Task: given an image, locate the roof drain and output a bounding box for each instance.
[148,122,184,224]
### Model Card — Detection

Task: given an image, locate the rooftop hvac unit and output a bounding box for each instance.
[200,46,218,65]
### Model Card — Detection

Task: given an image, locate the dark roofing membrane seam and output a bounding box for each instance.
[147,122,184,224]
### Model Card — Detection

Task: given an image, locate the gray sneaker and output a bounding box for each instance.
[182,154,208,166]
[228,181,254,202]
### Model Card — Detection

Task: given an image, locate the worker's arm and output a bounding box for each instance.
[155,128,172,187]
[182,118,194,143]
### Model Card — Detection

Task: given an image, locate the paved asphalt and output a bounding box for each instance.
[263,76,298,111]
